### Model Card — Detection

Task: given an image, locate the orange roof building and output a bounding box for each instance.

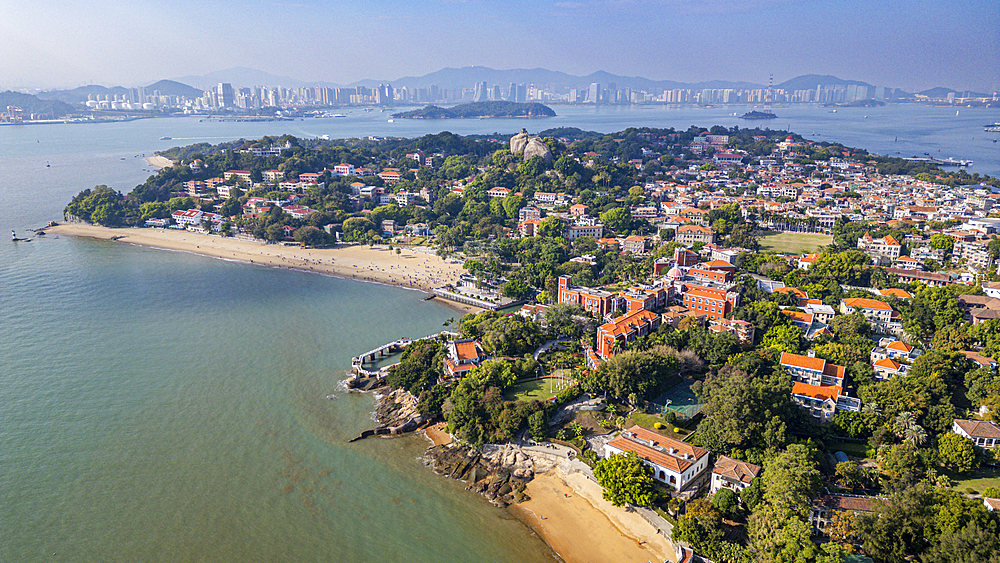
[780,352,845,387]
[603,426,710,491]
[596,309,661,358]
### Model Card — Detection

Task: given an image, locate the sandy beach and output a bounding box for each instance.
[510,468,675,563]
[48,224,479,312]
[145,155,175,168]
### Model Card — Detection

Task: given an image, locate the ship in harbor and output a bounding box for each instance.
[985,123,1000,133]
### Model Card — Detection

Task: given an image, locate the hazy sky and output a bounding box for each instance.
[2,0,997,92]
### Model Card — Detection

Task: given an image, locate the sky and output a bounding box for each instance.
[1,0,997,93]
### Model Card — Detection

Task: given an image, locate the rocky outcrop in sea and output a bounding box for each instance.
[348,387,430,442]
[423,443,536,507]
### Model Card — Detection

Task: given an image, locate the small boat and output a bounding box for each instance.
[387,119,394,123]
[159,136,171,140]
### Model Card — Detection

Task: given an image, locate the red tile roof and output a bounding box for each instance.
[953,419,1000,439]
[712,455,761,484]
[780,352,828,372]
[843,297,892,311]
[792,381,842,402]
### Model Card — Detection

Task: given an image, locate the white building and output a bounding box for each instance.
[603,425,709,492]
[710,456,761,495]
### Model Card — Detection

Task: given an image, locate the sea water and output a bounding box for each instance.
[0,128,558,561]
[1,104,997,561]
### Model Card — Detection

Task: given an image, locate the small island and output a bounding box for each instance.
[739,110,778,120]
[392,101,556,119]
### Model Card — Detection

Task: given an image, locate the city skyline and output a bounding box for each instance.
[2,0,997,93]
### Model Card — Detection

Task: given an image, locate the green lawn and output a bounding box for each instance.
[626,412,691,438]
[827,440,869,458]
[759,232,833,255]
[506,377,570,402]
[949,467,1000,494]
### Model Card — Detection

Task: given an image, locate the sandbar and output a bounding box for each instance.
[48,224,479,313]
[510,469,675,563]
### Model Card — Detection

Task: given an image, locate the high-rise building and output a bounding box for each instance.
[473,81,488,102]
[588,82,600,104]
[216,83,235,108]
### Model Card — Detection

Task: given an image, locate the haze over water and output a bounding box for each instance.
[0,103,997,562]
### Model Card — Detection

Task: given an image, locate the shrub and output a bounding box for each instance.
[654,422,665,430]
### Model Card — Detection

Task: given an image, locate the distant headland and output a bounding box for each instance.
[391,101,556,119]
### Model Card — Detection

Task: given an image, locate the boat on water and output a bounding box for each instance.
[159,136,171,140]
[387,119,394,123]
[985,123,1000,132]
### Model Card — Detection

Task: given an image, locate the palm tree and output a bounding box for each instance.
[904,424,928,447]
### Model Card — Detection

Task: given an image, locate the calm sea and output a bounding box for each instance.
[0,103,997,562]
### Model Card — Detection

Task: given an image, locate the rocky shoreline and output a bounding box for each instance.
[423,443,536,507]
[349,384,537,507]
[348,386,430,442]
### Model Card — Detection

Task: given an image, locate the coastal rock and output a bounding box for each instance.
[349,387,428,441]
[424,443,535,507]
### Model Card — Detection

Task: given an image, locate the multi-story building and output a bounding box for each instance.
[443,339,486,378]
[622,235,648,254]
[596,309,662,358]
[223,170,253,185]
[791,382,861,422]
[839,297,900,335]
[780,351,845,387]
[857,232,901,265]
[564,224,604,241]
[710,456,761,495]
[676,224,716,246]
[603,426,710,492]
[680,284,739,321]
[557,276,616,318]
[263,169,284,182]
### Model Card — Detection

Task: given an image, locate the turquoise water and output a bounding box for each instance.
[1,105,997,561]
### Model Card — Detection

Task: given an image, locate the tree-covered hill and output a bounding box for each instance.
[0,91,76,117]
[392,101,556,119]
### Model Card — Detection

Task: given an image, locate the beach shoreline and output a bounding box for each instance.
[47,223,481,313]
[508,466,676,563]
[145,155,175,168]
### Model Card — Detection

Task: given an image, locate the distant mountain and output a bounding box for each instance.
[350,66,763,92]
[145,79,202,98]
[169,67,337,90]
[918,86,989,98]
[776,74,874,91]
[37,85,129,104]
[0,91,76,117]
[36,79,201,104]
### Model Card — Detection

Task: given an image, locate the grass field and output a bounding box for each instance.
[506,376,571,402]
[626,412,691,438]
[827,440,869,458]
[759,232,833,254]
[949,467,1000,494]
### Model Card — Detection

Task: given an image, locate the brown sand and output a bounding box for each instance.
[421,422,452,446]
[48,224,479,313]
[510,470,675,563]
